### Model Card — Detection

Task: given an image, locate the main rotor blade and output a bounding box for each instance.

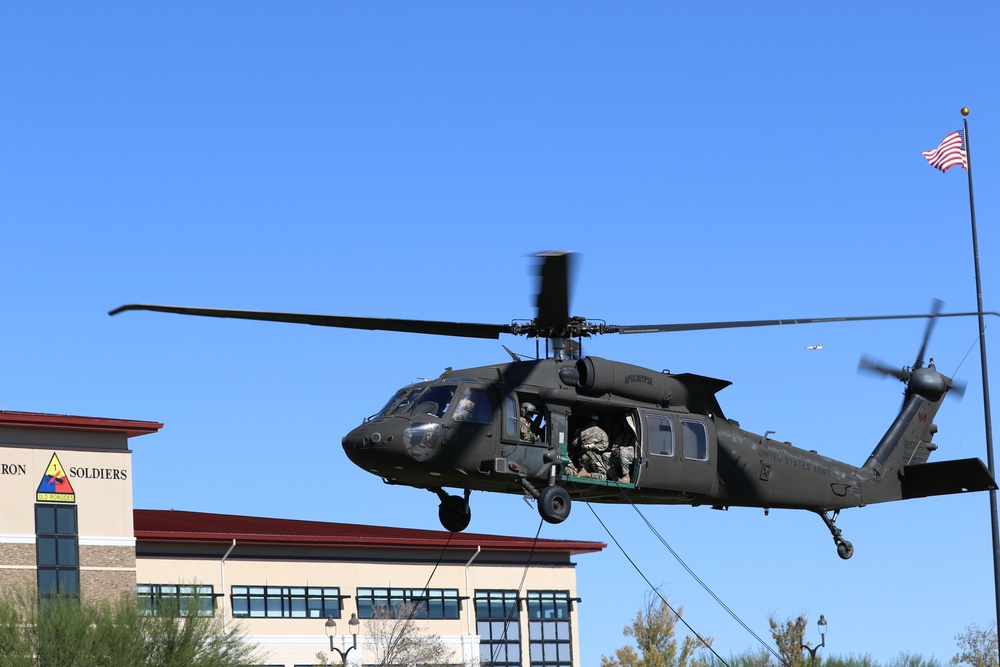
[534,251,573,331]
[109,304,511,339]
[610,310,1000,335]
[914,298,943,369]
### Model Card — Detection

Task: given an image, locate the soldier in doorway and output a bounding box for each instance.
[566,414,610,479]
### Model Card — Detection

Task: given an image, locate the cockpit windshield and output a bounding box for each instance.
[370,383,469,421]
[409,385,456,419]
[370,385,425,421]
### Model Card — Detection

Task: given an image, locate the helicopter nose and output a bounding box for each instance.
[342,424,385,473]
[342,417,446,473]
[342,423,383,456]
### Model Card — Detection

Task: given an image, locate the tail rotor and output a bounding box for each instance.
[858,299,960,402]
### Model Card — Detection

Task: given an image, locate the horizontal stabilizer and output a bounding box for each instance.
[900,458,997,500]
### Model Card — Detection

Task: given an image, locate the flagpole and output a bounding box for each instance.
[961,108,1000,652]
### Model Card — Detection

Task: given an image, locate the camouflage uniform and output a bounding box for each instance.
[519,416,537,443]
[603,443,635,482]
[567,424,610,479]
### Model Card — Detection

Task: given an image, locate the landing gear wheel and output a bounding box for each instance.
[438,495,471,533]
[817,509,855,560]
[538,486,571,524]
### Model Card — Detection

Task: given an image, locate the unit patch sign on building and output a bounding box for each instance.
[36,452,75,503]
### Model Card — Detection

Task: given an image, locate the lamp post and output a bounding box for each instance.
[324,613,360,666]
[800,615,827,667]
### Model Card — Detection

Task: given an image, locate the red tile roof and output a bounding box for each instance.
[134,509,605,555]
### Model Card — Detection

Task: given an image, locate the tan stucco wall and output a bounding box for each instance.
[138,552,582,666]
[0,444,136,604]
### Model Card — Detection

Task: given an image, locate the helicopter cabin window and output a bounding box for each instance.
[452,387,493,424]
[681,419,708,461]
[410,385,455,419]
[646,414,674,457]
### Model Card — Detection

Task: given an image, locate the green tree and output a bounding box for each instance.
[0,591,262,666]
[361,601,451,666]
[952,621,998,667]
[600,591,713,667]
[769,614,810,667]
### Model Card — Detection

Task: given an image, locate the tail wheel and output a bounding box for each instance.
[538,486,571,524]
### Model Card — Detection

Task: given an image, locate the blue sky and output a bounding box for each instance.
[3,2,1000,664]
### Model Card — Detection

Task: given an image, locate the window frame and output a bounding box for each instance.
[681,419,709,461]
[526,590,574,667]
[137,583,216,617]
[356,587,461,620]
[230,585,344,619]
[35,504,79,599]
[475,590,521,667]
[646,413,675,457]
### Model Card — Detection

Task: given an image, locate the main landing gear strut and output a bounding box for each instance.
[817,509,854,560]
[520,477,572,525]
[433,479,573,533]
[435,488,472,533]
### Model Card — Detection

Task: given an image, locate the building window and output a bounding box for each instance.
[475,590,520,667]
[137,584,215,617]
[35,504,79,598]
[356,587,460,620]
[231,586,342,619]
[527,591,573,667]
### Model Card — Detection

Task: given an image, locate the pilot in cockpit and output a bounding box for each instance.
[519,402,541,443]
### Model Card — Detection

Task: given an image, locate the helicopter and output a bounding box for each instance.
[110,251,998,559]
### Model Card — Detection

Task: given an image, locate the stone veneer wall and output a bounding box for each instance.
[80,545,137,601]
[0,544,137,602]
[0,543,35,599]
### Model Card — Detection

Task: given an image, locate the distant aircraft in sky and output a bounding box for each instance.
[806,343,824,350]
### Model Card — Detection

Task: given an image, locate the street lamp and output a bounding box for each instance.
[800,614,827,667]
[324,613,360,665]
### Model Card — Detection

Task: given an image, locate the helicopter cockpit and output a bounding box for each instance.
[369,381,495,423]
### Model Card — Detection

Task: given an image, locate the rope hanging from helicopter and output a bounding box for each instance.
[612,485,787,666]
[570,482,733,667]
[574,479,818,667]
[379,530,455,663]
[388,521,545,667]
[490,517,545,667]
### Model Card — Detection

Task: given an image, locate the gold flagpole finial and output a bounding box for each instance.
[962,107,970,116]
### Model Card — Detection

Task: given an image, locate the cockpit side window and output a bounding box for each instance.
[503,395,518,440]
[410,385,456,419]
[452,387,493,424]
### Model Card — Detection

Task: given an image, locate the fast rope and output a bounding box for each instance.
[491,517,544,666]
[574,484,730,667]
[379,530,455,666]
[615,486,786,666]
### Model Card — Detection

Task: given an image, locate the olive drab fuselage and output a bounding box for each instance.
[110,252,999,559]
[342,353,994,560]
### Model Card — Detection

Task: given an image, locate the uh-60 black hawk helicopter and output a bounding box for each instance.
[111,252,998,559]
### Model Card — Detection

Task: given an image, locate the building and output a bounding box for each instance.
[0,411,606,666]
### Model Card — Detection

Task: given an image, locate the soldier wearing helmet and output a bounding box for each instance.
[567,414,610,479]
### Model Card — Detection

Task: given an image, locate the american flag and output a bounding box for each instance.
[922,130,967,172]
